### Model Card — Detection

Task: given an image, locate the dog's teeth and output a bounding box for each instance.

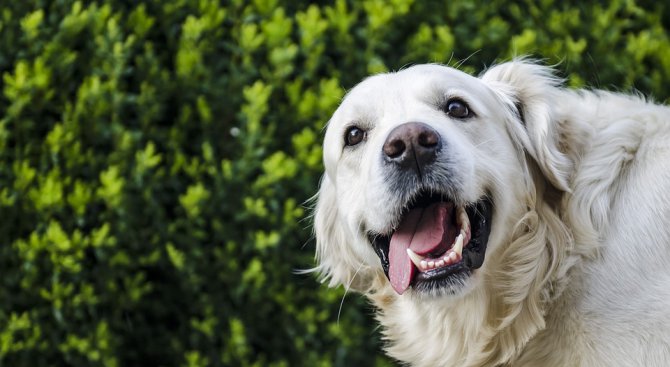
[457,206,470,232]
[452,233,464,257]
[405,233,465,272]
[406,249,426,269]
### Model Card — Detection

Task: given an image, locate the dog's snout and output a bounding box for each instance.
[383,122,440,170]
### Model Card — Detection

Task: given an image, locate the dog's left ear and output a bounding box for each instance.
[481,60,571,191]
[313,175,371,291]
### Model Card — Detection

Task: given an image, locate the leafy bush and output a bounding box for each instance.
[0,0,668,366]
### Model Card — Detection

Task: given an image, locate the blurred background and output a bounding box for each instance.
[0,0,668,366]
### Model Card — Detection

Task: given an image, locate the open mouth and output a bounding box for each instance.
[368,191,493,295]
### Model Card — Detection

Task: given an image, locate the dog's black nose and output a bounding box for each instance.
[383,122,440,171]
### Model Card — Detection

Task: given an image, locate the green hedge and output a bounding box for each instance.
[0,1,668,366]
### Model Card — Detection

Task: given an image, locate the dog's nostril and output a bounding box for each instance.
[418,130,439,148]
[384,139,406,158]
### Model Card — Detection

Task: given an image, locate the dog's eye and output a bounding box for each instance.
[443,99,472,119]
[344,126,367,146]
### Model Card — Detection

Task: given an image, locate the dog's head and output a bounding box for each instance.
[314,60,570,298]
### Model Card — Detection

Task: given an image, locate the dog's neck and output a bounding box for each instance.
[369,276,547,366]
[370,284,497,366]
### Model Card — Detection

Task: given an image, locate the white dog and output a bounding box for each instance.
[313,60,670,366]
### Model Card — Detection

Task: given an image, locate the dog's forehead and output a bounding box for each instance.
[327,65,497,133]
[329,65,496,130]
[342,65,484,108]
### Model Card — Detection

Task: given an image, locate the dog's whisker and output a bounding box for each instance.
[337,262,365,325]
[473,138,495,149]
[454,49,481,69]
[446,52,455,67]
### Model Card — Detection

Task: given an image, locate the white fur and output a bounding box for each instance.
[313,60,670,366]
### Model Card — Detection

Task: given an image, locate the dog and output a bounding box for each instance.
[313,60,670,366]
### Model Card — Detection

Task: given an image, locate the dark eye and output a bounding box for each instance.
[344,126,366,146]
[443,99,472,119]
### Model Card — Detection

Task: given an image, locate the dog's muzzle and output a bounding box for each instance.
[367,122,494,295]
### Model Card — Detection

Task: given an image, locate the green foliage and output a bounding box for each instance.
[0,0,668,366]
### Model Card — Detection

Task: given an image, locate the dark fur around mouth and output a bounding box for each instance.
[368,191,493,293]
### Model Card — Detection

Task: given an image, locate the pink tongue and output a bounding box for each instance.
[388,202,454,294]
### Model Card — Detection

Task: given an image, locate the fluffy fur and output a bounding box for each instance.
[313,60,670,366]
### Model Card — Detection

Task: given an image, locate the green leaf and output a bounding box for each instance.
[166,243,185,270]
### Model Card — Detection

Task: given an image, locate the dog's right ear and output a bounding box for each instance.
[481,60,572,192]
[313,176,369,291]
